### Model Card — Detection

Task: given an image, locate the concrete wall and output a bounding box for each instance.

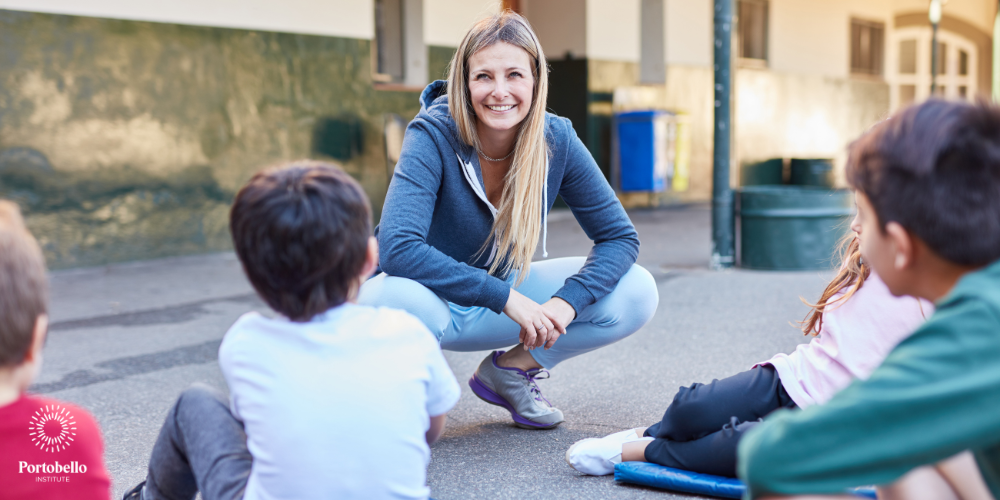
[425,0,499,47]
[612,64,889,202]
[0,0,512,44]
[892,0,997,35]
[0,9,426,268]
[735,69,889,186]
[665,0,711,66]
[586,0,641,62]
[0,1,488,269]
[521,0,587,61]
[768,0,893,79]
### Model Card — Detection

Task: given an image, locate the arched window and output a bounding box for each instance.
[888,26,977,109]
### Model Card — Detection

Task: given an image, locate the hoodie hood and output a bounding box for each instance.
[419,79,448,109]
[417,80,473,160]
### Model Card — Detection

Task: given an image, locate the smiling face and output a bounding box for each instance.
[467,42,535,138]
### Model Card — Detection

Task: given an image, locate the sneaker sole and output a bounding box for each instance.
[469,374,563,430]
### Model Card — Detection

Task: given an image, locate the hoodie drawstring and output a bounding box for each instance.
[459,153,550,260]
[542,161,549,259]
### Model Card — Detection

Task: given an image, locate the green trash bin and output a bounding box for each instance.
[789,158,834,187]
[741,158,783,186]
[739,186,853,270]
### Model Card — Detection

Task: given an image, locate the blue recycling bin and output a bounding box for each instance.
[616,110,673,192]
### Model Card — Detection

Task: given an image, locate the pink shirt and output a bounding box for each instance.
[761,271,933,408]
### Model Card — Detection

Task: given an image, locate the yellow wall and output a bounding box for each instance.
[612,64,889,201]
[0,0,511,48]
[0,0,376,39]
[586,0,641,62]
[662,0,995,81]
[769,0,893,79]
[892,0,997,35]
[666,0,712,66]
[425,0,499,47]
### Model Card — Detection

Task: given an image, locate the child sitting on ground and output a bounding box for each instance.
[739,99,1000,500]
[566,233,931,478]
[124,161,461,500]
[0,201,111,499]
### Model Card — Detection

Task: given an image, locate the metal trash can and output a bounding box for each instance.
[741,158,783,186]
[739,186,853,270]
[614,110,674,192]
[789,158,834,187]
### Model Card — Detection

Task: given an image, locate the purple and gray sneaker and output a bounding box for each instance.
[468,350,565,429]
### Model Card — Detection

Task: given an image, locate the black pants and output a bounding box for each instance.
[642,365,796,477]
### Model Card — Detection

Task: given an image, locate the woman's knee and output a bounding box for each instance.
[591,264,658,327]
[358,274,451,336]
[569,264,658,347]
[624,264,658,317]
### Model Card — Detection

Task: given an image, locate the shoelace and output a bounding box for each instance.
[523,368,552,406]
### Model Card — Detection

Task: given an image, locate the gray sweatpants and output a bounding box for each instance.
[142,384,251,500]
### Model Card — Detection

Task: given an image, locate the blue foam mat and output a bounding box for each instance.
[614,462,877,499]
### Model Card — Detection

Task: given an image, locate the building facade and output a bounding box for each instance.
[0,0,496,267]
[0,0,995,267]
[514,0,996,203]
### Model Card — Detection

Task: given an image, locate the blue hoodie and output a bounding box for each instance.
[375,80,640,315]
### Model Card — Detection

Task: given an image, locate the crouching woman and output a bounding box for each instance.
[359,11,658,429]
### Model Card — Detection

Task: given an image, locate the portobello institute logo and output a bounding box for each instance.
[28,405,77,453]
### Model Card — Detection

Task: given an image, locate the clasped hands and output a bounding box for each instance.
[502,290,576,350]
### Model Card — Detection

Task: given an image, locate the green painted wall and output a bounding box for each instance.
[0,9,448,268]
[428,45,456,83]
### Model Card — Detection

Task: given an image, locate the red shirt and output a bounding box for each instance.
[0,394,110,500]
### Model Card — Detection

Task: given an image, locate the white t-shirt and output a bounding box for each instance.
[218,303,461,500]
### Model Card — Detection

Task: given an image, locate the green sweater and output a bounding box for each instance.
[738,259,1000,499]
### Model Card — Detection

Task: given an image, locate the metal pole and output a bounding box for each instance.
[930,21,939,95]
[711,0,735,269]
[929,0,942,96]
[993,0,999,102]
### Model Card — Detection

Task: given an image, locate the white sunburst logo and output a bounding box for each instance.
[28,404,77,453]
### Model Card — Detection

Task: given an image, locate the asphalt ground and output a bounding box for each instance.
[38,204,834,499]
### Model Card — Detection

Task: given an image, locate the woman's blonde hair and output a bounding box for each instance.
[799,234,869,335]
[447,10,549,285]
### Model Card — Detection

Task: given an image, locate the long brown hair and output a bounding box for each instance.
[800,234,869,335]
[447,11,549,285]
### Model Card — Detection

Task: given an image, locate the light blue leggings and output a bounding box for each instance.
[357,257,659,369]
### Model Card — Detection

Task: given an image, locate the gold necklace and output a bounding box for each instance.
[478,148,515,162]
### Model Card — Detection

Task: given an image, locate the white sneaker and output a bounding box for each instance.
[565,429,653,475]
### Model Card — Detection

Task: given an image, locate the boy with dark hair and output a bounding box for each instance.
[0,201,111,499]
[126,161,460,500]
[738,98,1000,500]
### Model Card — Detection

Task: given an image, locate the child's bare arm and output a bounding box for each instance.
[426,414,447,445]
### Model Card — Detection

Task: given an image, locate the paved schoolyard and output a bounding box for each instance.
[38,204,832,499]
